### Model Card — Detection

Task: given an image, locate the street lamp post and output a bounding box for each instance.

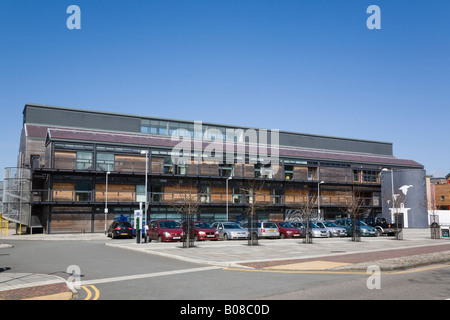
[140,150,149,228]
[382,168,395,222]
[317,180,324,220]
[226,176,232,221]
[104,171,110,234]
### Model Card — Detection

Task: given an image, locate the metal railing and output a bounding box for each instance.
[33,156,381,184]
[30,189,380,207]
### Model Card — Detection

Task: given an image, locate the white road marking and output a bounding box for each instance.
[79,266,221,286]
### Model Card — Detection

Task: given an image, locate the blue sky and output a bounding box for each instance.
[0,0,449,180]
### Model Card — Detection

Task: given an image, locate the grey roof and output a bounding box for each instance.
[25,124,423,168]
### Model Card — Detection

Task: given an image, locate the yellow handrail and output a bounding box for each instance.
[0,213,9,237]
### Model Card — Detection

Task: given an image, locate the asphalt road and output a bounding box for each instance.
[2,239,450,302]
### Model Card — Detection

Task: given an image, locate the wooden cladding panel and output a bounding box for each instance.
[293,166,308,180]
[200,161,219,176]
[164,185,198,202]
[51,213,91,233]
[320,167,352,183]
[234,163,254,178]
[95,184,135,202]
[272,165,283,179]
[54,151,76,170]
[255,188,271,204]
[284,189,308,204]
[115,155,146,173]
[434,184,450,207]
[151,157,164,174]
[321,190,352,205]
[210,187,231,203]
[52,182,75,201]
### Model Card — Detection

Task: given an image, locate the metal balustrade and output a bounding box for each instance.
[30,189,380,207]
[32,156,380,184]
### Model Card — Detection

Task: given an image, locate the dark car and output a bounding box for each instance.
[147,220,183,242]
[274,221,302,239]
[108,221,133,239]
[362,217,400,236]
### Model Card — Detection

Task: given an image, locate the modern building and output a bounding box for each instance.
[428,174,450,211]
[3,103,428,233]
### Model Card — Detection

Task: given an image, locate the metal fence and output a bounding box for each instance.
[2,168,32,226]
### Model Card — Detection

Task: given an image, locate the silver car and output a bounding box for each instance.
[316,221,347,237]
[242,221,280,239]
[210,222,249,240]
[291,221,329,238]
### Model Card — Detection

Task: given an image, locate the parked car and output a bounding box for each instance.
[108,221,133,239]
[334,218,377,237]
[147,220,183,242]
[191,221,219,241]
[242,221,280,239]
[290,221,329,238]
[274,221,302,239]
[316,220,347,237]
[362,217,400,236]
[210,221,249,240]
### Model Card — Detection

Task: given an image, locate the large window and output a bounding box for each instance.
[76,152,93,170]
[136,185,146,203]
[96,153,114,171]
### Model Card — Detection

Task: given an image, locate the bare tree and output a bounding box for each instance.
[420,197,440,239]
[241,179,269,246]
[285,190,318,244]
[339,192,366,242]
[169,180,200,248]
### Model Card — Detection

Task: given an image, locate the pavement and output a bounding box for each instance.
[1,228,450,300]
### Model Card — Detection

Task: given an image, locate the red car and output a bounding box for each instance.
[275,221,303,239]
[147,220,183,242]
[192,221,219,241]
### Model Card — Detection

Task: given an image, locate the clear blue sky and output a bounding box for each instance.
[0,0,449,180]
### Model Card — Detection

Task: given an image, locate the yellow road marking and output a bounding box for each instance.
[266,260,351,271]
[223,263,450,275]
[81,285,100,300]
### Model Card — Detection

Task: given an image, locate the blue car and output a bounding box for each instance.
[132,224,148,239]
[333,219,377,237]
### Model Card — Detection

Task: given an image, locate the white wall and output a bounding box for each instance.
[429,210,450,226]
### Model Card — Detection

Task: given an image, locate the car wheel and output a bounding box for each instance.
[280,233,286,239]
[111,232,115,239]
[376,229,382,237]
[223,233,229,240]
[157,235,162,242]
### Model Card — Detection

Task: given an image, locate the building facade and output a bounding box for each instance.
[5,103,426,233]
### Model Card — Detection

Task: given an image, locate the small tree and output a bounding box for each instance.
[285,190,318,244]
[169,181,199,248]
[420,197,440,239]
[340,192,366,242]
[241,179,268,246]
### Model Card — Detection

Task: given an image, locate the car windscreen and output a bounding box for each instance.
[316,222,325,228]
[223,223,241,229]
[323,221,337,227]
[117,222,132,227]
[277,222,293,228]
[159,221,181,229]
[264,222,277,228]
[194,222,212,228]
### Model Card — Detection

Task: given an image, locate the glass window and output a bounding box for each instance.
[136,185,146,202]
[96,153,114,171]
[76,152,93,170]
[159,121,168,135]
